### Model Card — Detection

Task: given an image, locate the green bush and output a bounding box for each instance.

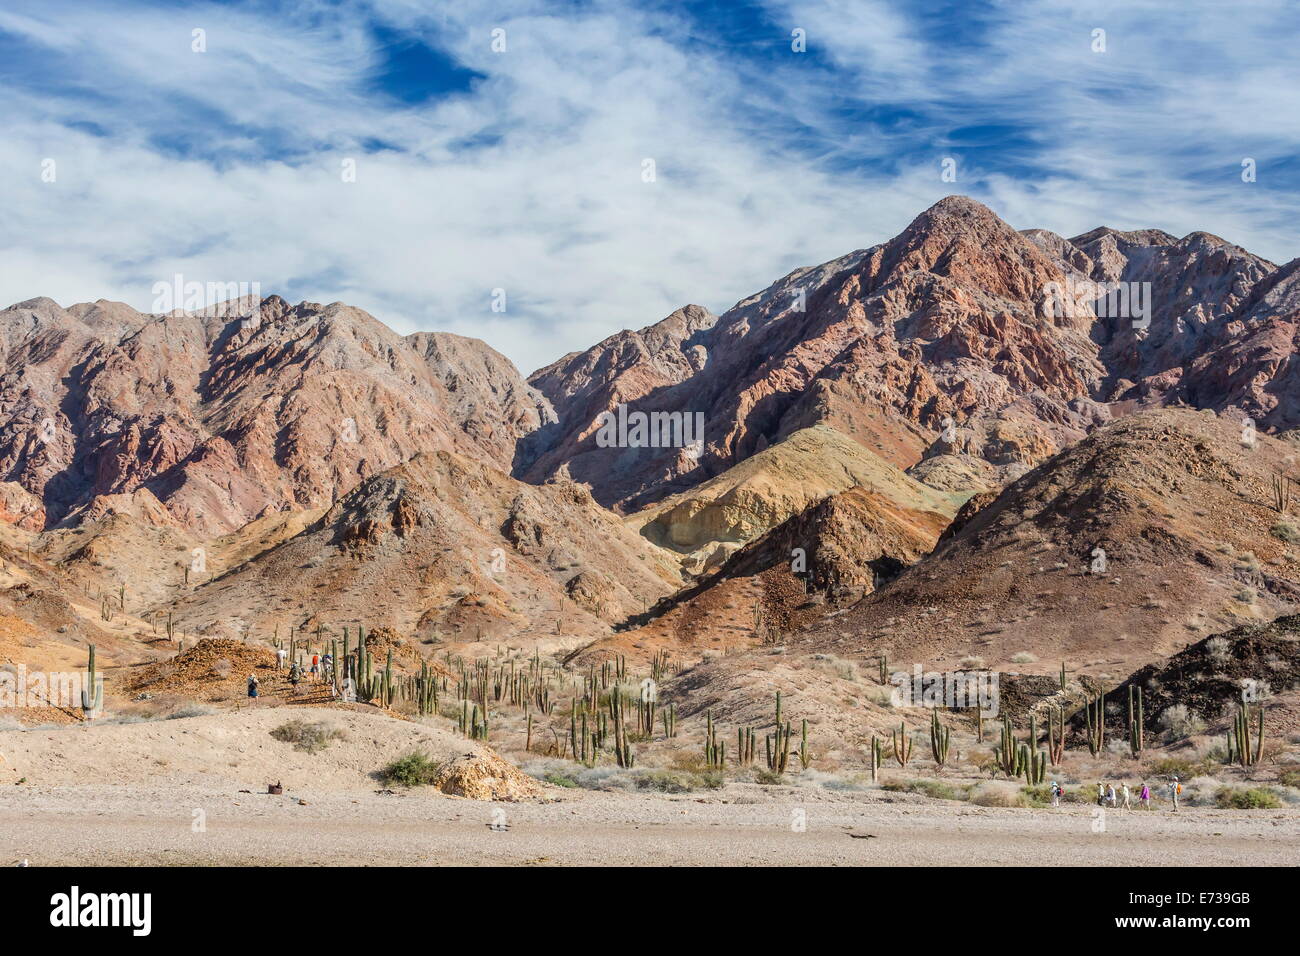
[380,751,442,787]
[1215,787,1282,809]
[1279,768,1300,789]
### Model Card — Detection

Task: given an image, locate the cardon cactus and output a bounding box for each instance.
[81,644,102,719]
[995,716,1018,776]
[1047,706,1065,765]
[1085,692,1106,756]
[929,709,950,769]
[891,720,912,768]
[1230,702,1263,767]
[1127,685,1144,757]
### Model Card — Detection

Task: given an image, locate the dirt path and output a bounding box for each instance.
[2,784,1295,866]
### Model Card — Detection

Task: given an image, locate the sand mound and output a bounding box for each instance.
[432,750,543,801]
[0,706,527,794]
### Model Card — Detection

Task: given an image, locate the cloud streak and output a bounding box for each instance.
[0,0,1296,374]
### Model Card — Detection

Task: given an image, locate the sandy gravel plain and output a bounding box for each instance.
[2,708,1295,866]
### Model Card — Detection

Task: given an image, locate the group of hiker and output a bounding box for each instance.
[245,648,338,700]
[1047,777,1182,810]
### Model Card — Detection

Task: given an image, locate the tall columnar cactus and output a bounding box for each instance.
[1019,745,1046,786]
[662,702,676,738]
[81,644,102,719]
[1085,692,1106,757]
[878,653,888,685]
[704,710,724,769]
[609,687,633,768]
[1059,661,1067,691]
[1272,472,1291,514]
[798,719,811,771]
[870,735,882,783]
[929,709,950,769]
[995,716,1018,777]
[1047,706,1065,765]
[1127,685,1144,757]
[1231,703,1263,767]
[737,726,756,766]
[891,720,912,769]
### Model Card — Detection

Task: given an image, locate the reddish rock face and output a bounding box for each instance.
[2,195,1294,546]
[0,295,552,534]
[524,196,1290,513]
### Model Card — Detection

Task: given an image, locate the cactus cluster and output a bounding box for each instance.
[1084,692,1106,757]
[1228,701,1264,767]
[929,709,950,769]
[766,692,793,774]
[891,720,913,768]
[1127,685,1144,757]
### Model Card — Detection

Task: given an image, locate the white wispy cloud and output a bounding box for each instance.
[0,0,1296,375]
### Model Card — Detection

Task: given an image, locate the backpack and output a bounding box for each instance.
[1176,783,1182,795]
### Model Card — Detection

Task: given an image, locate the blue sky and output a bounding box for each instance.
[1,0,1297,373]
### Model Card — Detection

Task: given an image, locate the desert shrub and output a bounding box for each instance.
[1020,785,1056,808]
[969,781,1030,807]
[540,769,579,788]
[1271,522,1300,544]
[1157,704,1205,742]
[882,779,968,801]
[1279,768,1300,789]
[1215,787,1282,810]
[210,658,232,678]
[633,769,723,793]
[380,750,442,787]
[1010,652,1037,664]
[1205,637,1231,663]
[959,655,985,670]
[167,704,216,720]
[1147,755,1215,779]
[271,719,343,754]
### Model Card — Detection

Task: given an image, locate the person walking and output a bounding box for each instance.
[247,674,259,699]
[1097,782,1105,806]
[1168,776,1181,812]
[1106,783,1117,808]
[1140,781,1151,809]
[275,646,287,672]
[310,653,319,681]
[1050,781,1062,807]
[1122,782,1131,810]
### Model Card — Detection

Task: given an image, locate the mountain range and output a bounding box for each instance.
[3,195,1300,738]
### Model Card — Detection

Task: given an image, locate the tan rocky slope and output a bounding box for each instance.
[626,423,965,575]
[569,481,954,672]
[799,407,1300,676]
[0,295,552,536]
[160,450,681,650]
